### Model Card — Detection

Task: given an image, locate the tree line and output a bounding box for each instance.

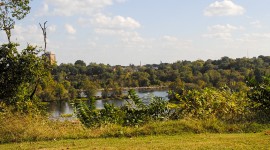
[35,56,270,101]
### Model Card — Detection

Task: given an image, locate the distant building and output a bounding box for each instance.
[44,51,56,64]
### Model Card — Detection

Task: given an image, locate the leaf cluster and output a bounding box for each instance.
[74,89,169,127]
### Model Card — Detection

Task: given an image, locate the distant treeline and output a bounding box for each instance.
[36,56,270,101]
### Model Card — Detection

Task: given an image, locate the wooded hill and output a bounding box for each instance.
[36,55,270,101]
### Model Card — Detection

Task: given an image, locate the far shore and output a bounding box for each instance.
[98,86,168,91]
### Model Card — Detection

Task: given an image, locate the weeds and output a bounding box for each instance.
[1,87,270,144]
[0,112,269,144]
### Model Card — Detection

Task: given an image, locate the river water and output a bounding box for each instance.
[48,90,168,119]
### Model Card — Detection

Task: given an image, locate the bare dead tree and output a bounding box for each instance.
[30,21,48,100]
[39,21,47,51]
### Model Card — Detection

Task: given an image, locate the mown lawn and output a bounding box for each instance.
[1,132,270,150]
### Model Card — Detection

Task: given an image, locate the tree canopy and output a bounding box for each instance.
[0,0,31,43]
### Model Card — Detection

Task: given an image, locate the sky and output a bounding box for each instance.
[1,0,270,66]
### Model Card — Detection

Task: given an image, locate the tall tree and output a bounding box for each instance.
[0,1,51,113]
[0,44,49,112]
[0,0,31,43]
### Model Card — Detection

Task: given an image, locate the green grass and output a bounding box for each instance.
[1,132,270,150]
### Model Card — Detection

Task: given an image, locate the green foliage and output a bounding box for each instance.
[127,89,143,106]
[147,97,169,120]
[247,75,270,109]
[110,84,123,98]
[0,1,51,113]
[247,75,270,122]
[169,87,253,122]
[74,60,86,67]
[122,89,149,126]
[101,88,109,99]
[51,55,270,99]
[75,89,169,127]
[75,99,122,127]
[121,105,147,126]
[168,78,184,101]
[0,43,49,113]
[54,82,69,100]
[82,79,97,99]
[0,43,21,100]
[74,101,99,128]
[100,103,123,124]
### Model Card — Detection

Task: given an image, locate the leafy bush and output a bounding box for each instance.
[75,89,169,127]
[147,97,169,120]
[73,101,100,128]
[100,103,123,125]
[247,75,270,109]
[247,75,270,122]
[169,87,253,122]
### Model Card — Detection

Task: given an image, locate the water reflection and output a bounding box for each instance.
[47,90,168,119]
[95,99,128,109]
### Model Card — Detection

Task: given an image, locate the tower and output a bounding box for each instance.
[44,51,56,64]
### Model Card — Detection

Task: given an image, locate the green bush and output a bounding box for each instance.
[247,75,270,122]
[75,89,170,127]
[169,87,253,122]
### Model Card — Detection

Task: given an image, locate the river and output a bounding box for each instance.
[48,89,168,119]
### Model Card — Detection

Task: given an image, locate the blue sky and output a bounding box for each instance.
[1,0,270,65]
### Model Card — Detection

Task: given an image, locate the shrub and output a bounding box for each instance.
[247,75,270,122]
[75,89,170,127]
[169,87,253,122]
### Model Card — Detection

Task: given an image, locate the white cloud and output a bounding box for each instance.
[250,20,262,28]
[244,33,270,39]
[208,24,243,32]
[1,24,45,47]
[1,24,59,50]
[203,32,232,40]
[13,25,41,41]
[35,3,49,16]
[44,0,127,16]
[48,25,57,32]
[203,24,243,40]
[161,36,192,49]
[95,28,144,43]
[115,0,127,3]
[43,3,49,12]
[163,36,178,42]
[94,29,192,50]
[204,0,245,16]
[65,24,76,34]
[90,14,141,29]
[79,13,141,45]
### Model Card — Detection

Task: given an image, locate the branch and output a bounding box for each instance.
[39,21,48,51]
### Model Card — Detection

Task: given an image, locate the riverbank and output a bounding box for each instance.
[43,87,168,102]
[98,86,168,91]
[1,132,270,150]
